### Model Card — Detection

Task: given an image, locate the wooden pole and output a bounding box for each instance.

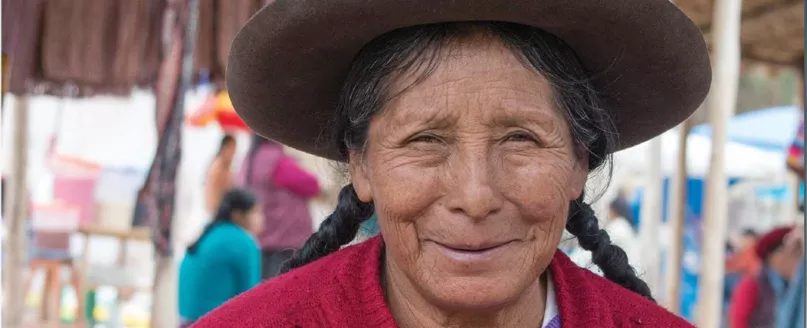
[3,95,30,328]
[697,0,743,324]
[639,136,663,295]
[663,117,694,314]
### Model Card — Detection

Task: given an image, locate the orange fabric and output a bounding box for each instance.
[188,92,249,131]
[725,246,762,276]
[188,95,219,126]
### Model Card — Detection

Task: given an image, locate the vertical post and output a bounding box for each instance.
[639,137,663,295]
[2,53,7,108]
[664,116,694,313]
[3,95,29,328]
[697,0,743,324]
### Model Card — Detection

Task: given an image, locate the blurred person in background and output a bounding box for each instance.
[725,229,762,277]
[729,226,805,328]
[178,188,263,327]
[724,229,761,324]
[239,134,321,279]
[205,135,237,214]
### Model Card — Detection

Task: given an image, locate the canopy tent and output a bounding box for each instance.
[618,105,801,178]
[676,0,804,67]
[615,130,787,179]
[2,0,266,98]
[673,0,804,126]
[620,106,801,321]
[669,1,803,323]
[690,105,801,152]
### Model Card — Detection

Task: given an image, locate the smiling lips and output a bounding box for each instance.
[432,240,514,264]
[438,241,510,252]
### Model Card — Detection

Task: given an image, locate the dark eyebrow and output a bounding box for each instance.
[382,102,458,134]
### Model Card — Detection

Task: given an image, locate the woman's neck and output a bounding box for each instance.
[382,252,547,328]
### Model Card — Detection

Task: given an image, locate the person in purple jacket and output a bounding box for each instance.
[238,134,321,279]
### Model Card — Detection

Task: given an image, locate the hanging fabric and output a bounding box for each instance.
[7,0,165,97]
[136,0,199,257]
[193,0,263,88]
[3,0,45,96]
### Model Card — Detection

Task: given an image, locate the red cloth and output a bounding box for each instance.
[728,275,759,328]
[755,227,793,259]
[193,236,693,327]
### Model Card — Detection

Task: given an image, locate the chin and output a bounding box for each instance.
[419,274,530,312]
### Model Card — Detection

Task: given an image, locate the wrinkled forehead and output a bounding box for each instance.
[378,35,563,130]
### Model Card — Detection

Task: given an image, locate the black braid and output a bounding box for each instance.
[280,184,374,273]
[566,196,654,301]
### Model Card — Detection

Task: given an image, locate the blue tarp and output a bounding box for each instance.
[691,106,801,152]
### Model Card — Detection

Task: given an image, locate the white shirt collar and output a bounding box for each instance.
[541,272,560,328]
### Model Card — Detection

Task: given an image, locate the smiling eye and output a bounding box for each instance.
[410,134,442,143]
[505,132,536,142]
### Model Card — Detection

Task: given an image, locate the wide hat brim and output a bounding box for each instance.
[227,0,711,162]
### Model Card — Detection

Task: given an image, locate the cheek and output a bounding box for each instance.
[369,153,443,223]
[369,159,444,265]
[499,153,577,249]
[503,152,578,219]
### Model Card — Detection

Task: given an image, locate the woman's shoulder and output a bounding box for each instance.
[551,251,694,328]
[211,223,254,241]
[591,274,693,327]
[202,224,258,253]
[193,237,390,328]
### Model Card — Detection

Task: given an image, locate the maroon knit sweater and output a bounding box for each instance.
[193,236,693,327]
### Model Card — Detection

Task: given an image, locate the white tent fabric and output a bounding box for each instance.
[614,128,787,179]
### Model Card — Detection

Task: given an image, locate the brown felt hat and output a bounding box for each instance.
[227,0,711,161]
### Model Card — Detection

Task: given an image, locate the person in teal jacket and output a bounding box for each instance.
[179,188,263,326]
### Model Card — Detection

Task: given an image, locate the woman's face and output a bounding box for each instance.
[351,35,589,310]
[233,204,264,236]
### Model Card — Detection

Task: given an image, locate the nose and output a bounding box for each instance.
[444,150,504,221]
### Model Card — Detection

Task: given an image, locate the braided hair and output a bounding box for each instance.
[568,196,653,300]
[278,22,653,300]
[187,188,257,254]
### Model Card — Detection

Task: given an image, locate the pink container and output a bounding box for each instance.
[49,154,101,225]
[53,177,97,225]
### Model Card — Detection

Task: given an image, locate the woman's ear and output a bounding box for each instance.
[568,147,590,199]
[349,151,373,203]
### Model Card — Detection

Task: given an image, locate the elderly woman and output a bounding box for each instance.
[194,0,710,327]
